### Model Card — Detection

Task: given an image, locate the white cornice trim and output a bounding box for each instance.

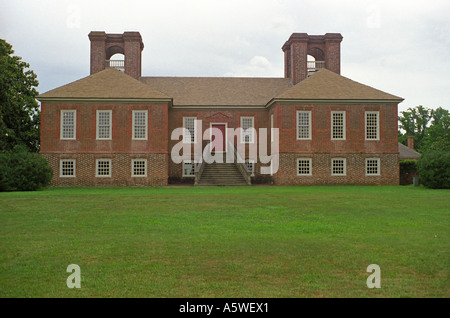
[170,105,266,109]
[37,97,173,103]
[265,98,403,108]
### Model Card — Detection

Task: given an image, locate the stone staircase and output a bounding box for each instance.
[196,153,250,186]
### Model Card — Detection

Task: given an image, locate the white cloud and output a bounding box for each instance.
[224,55,282,77]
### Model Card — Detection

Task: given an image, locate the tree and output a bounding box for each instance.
[0,39,40,152]
[398,105,431,152]
[422,108,450,151]
[398,106,450,152]
[417,150,450,189]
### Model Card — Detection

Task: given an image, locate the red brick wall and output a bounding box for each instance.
[269,102,399,185]
[88,31,143,80]
[40,101,168,154]
[40,101,169,186]
[40,100,400,187]
[283,33,342,84]
[272,103,398,154]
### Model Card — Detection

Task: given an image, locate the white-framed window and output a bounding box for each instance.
[297,158,312,176]
[96,159,111,177]
[331,158,346,176]
[296,110,311,140]
[96,110,112,140]
[241,116,254,143]
[331,111,346,140]
[60,159,76,177]
[245,159,255,176]
[60,110,76,140]
[182,161,195,177]
[132,110,148,140]
[365,158,380,176]
[365,111,379,140]
[131,159,147,177]
[183,117,197,143]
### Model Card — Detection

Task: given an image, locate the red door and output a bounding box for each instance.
[211,124,226,152]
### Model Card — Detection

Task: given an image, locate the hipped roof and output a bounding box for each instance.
[38,67,403,106]
[38,68,170,101]
[276,68,403,102]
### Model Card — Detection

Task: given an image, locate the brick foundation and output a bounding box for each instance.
[274,152,399,185]
[43,153,168,187]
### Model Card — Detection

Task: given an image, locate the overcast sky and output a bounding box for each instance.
[1,0,449,113]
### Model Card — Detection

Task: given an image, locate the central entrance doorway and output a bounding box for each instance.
[210,123,227,153]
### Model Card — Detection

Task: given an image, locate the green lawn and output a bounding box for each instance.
[0,185,448,298]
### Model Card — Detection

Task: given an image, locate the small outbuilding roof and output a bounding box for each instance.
[398,142,421,160]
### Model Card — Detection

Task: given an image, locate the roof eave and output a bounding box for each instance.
[170,104,266,109]
[265,98,404,108]
[37,97,173,103]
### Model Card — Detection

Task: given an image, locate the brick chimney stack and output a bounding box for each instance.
[282,33,343,85]
[407,136,415,150]
[88,31,144,80]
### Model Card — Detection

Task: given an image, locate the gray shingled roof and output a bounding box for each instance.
[398,142,421,160]
[38,66,404,106]
[276,68,403,101]
[38,68,170,100]
[140,76,291,106]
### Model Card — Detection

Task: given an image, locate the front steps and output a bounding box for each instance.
[196,153,249,186]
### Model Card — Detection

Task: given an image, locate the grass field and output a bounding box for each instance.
[0,185,448,298]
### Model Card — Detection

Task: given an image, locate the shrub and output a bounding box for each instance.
[399,160,418,173]
[0,149,53,191]
[417,150,450,189]
[399,160,419,185]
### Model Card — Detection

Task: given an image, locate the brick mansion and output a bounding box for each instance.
[37,31,403,186]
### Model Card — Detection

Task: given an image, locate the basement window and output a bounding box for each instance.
[132,159,147,177]
[331,158,346,176]
[245,159,255,176]
[182,161,195,177]
[60,159,76,177]
[297,158,312,176]
[96,159,111,177]
[365,158,380,176]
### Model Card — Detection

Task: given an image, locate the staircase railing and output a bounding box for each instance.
[227,141,252,185]
[194,144,211,185]
[195,143,252,185]
[194,161,205,185]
